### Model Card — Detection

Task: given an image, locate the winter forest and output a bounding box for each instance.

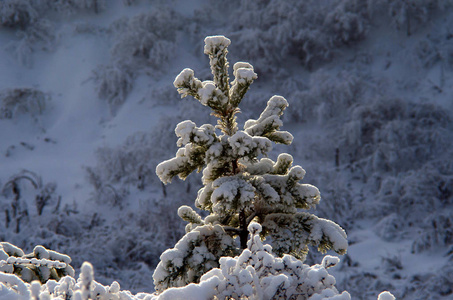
[0,0,452,299]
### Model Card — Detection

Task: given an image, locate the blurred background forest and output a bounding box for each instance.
[0,0,452,299]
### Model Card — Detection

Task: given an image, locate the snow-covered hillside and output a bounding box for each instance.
[0,0,452,299]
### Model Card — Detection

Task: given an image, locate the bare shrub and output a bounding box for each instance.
[1,170,59,233]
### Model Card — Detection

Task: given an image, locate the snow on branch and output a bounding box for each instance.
[204,35,231,96]
[153,224,237,293]
[0,243,73,284]
[262,213,347,259]
[244,95,293,145]
[230,62,257,107]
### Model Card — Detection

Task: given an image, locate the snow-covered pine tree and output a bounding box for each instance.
[153,35,348,292]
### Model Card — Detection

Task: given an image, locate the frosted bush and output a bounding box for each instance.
[323,4,367,46]
[18,18,56,50]
[394,164,453,217]
[412,211,453,253]
[86,117,180,198]
[0,0,37,29]
[378,262,453,299]
[109,9,180,69]
[311,173,360,231]
[409,24,453,72]
[333,93,453,252]
[0,88,50,121]
[1,170,61,235]
[1,1,58,67]
[288,69,362,124]
[41,0,106,15]
[80,206,183,276]
[93,8,181,113]
[342,98,452,173]
[412,38,441,69]
[379,0,451,36]
[146,84,179,107]
[46,208,177,294]
[337,269,395,300]
[373,213,406,241]
[353,157,453,284]
[92,64,134,115]
[6,34,33,67]
[5,18,57,67]
[83,125,193,279]
[225,0,369,71]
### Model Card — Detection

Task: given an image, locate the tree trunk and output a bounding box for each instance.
[335,148,340,168]
[239,210,248,249]
[406,6,412,37]
[5,209,10,228]
[162,182,167,198]
[94,0,99,14]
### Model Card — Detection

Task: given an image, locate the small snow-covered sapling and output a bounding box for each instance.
[153,35,348,292]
